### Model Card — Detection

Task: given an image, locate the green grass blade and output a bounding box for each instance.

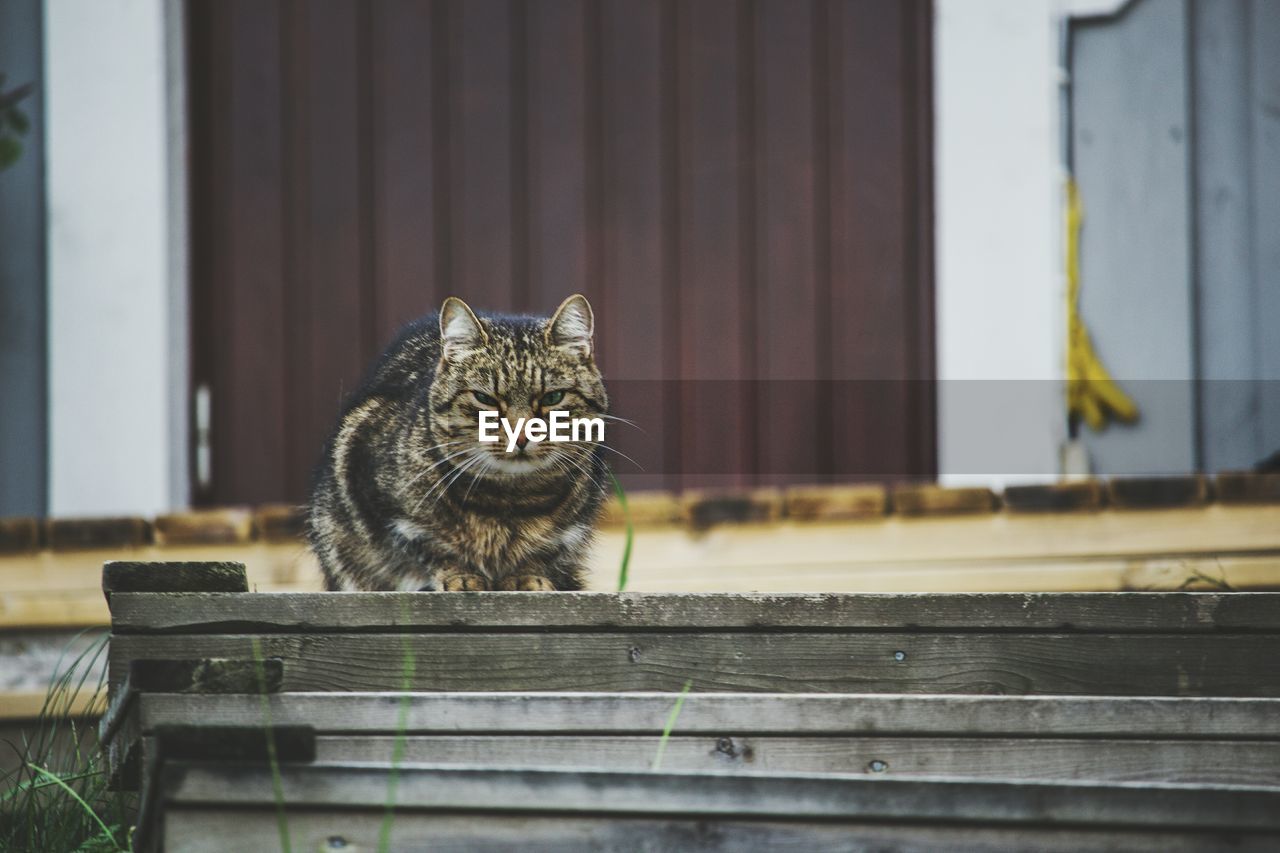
[25,765,123,852]
[650,680,693,771]
[609,470,634,592]
[252,638,293,853]
[379,599,418,853]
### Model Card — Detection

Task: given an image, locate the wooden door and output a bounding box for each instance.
[188,0,935,504]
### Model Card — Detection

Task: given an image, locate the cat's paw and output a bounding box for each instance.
[440,572,490,591]
[497,575,557,591]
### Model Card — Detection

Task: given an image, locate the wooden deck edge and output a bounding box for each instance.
[0,474,1275,557]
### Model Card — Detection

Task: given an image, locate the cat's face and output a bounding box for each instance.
[426,294,608,480]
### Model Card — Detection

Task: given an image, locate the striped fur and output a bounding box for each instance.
[308,295,609,591]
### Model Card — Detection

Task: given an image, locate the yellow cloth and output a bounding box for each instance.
[1065,180,1139,431]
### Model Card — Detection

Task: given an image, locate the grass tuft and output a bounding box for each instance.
[0,631,135,852]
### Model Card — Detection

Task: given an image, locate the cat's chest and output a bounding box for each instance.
[398,511,572,565]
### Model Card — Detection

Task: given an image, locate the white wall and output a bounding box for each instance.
[44,0,187,516]
[932,0,1128,487]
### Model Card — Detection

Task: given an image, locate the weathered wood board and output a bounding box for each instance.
[108,590,1280,633]
[124,692,1280,787]
[134,692,1280,737]
[154,763,1280,853]
[107,592,1280,696]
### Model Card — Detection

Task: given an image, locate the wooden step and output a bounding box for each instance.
[152,762,1280,852]
[121,692,1280,787]
[106,589,1280,697]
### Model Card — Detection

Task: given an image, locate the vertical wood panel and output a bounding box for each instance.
[600,0,672,490]
[290,0,370,497]
[527,0,588,316]
[449,0,516,311]
[209,0,289,504]
[678,0,754,488]
[370,0,437,347]
[755,0,822,483]
[828,0,911,481]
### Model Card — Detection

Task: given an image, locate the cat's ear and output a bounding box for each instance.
[545,294,594,358]
[439,296,487,360]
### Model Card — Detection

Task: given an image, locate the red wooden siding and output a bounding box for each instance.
[188,0,935,504]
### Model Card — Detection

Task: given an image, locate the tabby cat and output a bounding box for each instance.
[307,294,609,591]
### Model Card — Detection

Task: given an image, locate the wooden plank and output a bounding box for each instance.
[10,505,1280,588]
[1004,481,1106,513]
[0,517,40,554]
[1217,472,1280,504]
[108,591,1280,634]
[6,551,1280,629]
[109,632,1280,696]
[153,510,253,546]
[46,517,152,551]
[154,724,314,763]
[160,762,1280,829]
[127,658,283,694]
[682,489,783,529]
[600,552,1280,595]
[1109,475,1210,509]
[0,689,98,721]
[102,562,247,601]
[784,485,887,521]
[892,485,998,516]
[162,809,1278,853]
[136,692,1280,738]
[584,505,1280,569]
[598,490,681,527]
[307,734,1280,786]
[251,504,305,543]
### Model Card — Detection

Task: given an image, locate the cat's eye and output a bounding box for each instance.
[472,390,499,407]
[540,390,566,407]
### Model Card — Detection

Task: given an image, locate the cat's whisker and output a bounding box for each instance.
[411,450,477,513]
[554,449,609,491]
[599,414,646,433]
[428,453,485,513]
[460,455,491,506]
[403,444,473,490]
[593,442,645,472]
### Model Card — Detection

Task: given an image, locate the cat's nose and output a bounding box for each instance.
[515,435,529,450]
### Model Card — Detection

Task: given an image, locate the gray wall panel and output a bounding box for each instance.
[1072,0,1197,475]
[0,0,47,516]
